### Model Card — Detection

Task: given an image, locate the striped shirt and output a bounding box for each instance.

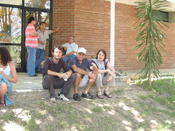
[25,24,38,48]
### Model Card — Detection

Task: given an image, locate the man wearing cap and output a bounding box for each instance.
[70,47,97,101]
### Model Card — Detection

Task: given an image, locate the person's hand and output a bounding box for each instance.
[55,27,60,32]
[63,74,69,81]
[106,69,111,75]
[57,73,66,78]
[90,63,98,74]
[0,71,5,76]
[65,71,71,79]
[0,68,4,75]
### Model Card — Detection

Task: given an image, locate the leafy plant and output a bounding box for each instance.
[135,0,168,85]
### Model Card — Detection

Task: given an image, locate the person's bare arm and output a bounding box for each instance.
[48,70,66,78]
[71,65,89,75]
[51,27,60,33]
[0,62,17,83]
[107,63,115,75]
[29,32,38,37]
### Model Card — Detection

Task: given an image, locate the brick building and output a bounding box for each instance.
[1,0,175,71]
[52,0,175,71]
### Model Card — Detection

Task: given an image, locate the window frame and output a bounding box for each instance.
[0,0,53,72]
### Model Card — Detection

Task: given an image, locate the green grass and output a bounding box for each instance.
[92,106,104,113]
[137,79,175,106]
[114,89,124,95]
[25,118,39,131]
[0,112,16,121]
[1,79,175,131]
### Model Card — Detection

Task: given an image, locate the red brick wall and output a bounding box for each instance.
[52,0,75,45]
[161,23,175,69]
[53,0,110,58]
[116,3,142,70]
[74,0,110,58]
[116,3,175,70]
[52,1,175,70]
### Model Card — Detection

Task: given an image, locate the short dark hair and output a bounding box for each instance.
[96,49,107,61]
[51,46,64,55]
[28,16,35,24]
[0,47,12,66]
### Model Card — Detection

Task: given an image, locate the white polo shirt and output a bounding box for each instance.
[62,42,78,55]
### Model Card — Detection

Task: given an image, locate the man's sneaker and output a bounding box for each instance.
[50,97,56,103]
[58,94,69,101]
[73,94,81,101]
[81,93,95,99]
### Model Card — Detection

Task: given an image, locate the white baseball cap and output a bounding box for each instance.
[77,47,86,54]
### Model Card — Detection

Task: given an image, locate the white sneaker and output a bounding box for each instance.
[59,94,69,101]
[50,97,56,103]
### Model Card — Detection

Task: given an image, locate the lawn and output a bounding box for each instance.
[0,79,175,131]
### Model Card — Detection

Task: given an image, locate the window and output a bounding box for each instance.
[0,0,22,5]
[153,11,169,22]
[25,0,50,9]
[0,7,22,43]
[4,45,21,68]
[0,0,51,71]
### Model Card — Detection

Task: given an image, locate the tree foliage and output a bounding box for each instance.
[135,0,168,84]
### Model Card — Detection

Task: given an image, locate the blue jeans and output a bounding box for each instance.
[26,47,37,76]
[63,55,76,63]
[36,48,45,72]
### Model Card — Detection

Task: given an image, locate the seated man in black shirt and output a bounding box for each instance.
[42,46,74,102]
[70,47,97,101]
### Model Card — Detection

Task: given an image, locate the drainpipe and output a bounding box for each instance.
[110,0,115,67]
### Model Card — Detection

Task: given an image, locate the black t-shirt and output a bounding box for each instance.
[42,57,69,76]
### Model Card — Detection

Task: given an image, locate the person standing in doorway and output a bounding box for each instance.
[25,16,38,76]
[36,22,59,72]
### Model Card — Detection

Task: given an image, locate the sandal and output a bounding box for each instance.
[104,91,112,98]
[97,92,104,99]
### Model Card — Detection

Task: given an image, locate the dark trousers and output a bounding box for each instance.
[42,75,75,98]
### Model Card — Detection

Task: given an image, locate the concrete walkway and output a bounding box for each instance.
[12,72,129,93]
[13,73,43,92]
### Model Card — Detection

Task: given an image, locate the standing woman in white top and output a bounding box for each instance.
[92,49,115,99]
[0,47,17,106]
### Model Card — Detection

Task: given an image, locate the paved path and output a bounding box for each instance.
[13,73,43,92]
[13,73,128,93]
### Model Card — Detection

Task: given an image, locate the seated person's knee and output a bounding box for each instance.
[0,83,7,91]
